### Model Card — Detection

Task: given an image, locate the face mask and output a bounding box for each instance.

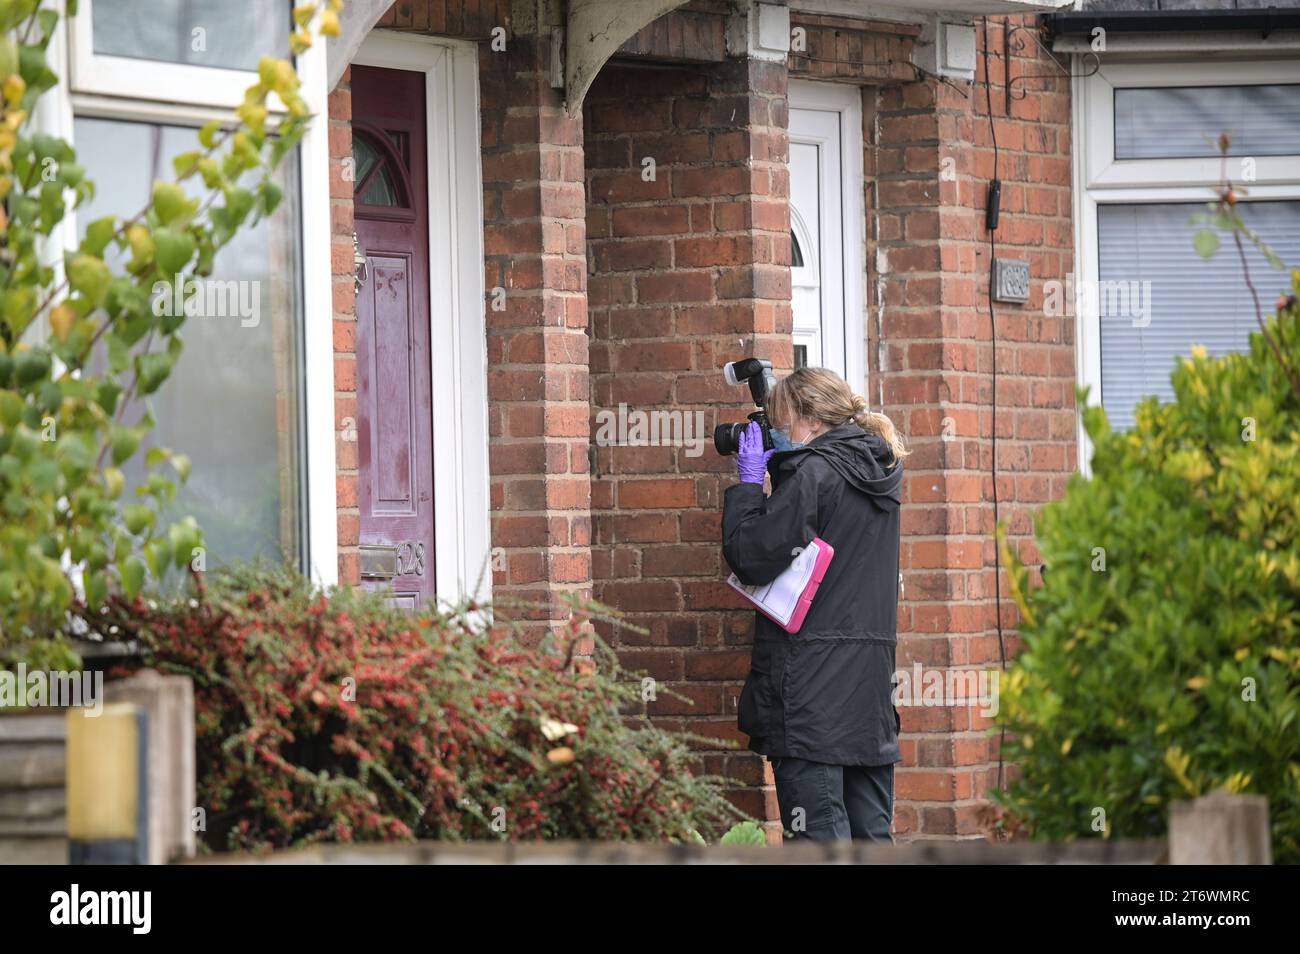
[771,427,805,452]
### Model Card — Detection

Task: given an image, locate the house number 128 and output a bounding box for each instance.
[397,541,426,576]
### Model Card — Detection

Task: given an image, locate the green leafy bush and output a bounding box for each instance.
[994,273,1300,863]
[86,563,744,850]
[719,820,767,846]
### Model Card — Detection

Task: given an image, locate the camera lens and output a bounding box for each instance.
[713,422,744,456]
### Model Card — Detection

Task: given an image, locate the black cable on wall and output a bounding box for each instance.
[980,16,1009,794]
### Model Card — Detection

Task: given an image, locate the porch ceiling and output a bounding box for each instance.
[566,0,693,117]
[325,0,1074,99]
[324,0,698,106]
[796,0,1073,15]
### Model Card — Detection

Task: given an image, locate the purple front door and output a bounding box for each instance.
[352,66,435,609]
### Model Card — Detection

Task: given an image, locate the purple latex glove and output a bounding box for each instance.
[736,420,775,484]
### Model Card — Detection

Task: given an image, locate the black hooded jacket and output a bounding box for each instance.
[722,422,903,766]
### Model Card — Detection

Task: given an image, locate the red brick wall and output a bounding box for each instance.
[583,54,792,820]
[866,15,1076,838]
[377,0,506,35]
[327,3,1077,841]
[479,34,593,636]
[329,71,358,584]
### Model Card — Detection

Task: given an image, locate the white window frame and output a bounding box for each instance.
[38,6,338,584]
[349,31,492,607]
[1071,57,1300,473]
[67,0,284,109]
[788,79,867,395]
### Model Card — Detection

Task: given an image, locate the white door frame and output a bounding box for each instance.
[332,31,492,605]
[788,79,867,395]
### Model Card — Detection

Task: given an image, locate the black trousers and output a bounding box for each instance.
[771,756,895,842]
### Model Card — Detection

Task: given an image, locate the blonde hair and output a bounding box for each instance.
[767,366,908,466]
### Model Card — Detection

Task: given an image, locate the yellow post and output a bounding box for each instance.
[66,702,147,864]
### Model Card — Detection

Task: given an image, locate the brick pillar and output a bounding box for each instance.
[867,16,1075,840]
[873,78,994,840]
[480,31,593,636]
[584,51,791,823]
[329,69,360,585]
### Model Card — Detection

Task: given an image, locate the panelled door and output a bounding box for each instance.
[351,65,435,609]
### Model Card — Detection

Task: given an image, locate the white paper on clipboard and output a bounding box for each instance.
[725,539,826,629]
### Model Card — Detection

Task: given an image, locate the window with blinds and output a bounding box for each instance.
[1114,85,1300,160]
[1097,201,1300,430]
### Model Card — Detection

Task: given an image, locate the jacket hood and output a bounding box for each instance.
[773,423,903,511]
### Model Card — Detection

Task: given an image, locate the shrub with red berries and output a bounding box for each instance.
[84,563,743,852]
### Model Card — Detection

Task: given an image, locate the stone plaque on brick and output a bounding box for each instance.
[993,258,1030,304]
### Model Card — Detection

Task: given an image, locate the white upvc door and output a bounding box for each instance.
[788,81,865,393]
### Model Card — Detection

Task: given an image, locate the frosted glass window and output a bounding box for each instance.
[75,116,305,568]
[352,131,404,208]
[91,0,289,72]
[1114,85,1300,159]
[1097,201,1300,430]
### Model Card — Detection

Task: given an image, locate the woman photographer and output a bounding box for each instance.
[722,366,906,842]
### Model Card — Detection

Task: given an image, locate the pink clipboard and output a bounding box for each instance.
[725,537,834,634]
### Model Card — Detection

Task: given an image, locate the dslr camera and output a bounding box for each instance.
[713,358,777,456]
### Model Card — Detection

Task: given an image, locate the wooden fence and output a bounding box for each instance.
[192,791,1271,864]
[190,838,1170,865]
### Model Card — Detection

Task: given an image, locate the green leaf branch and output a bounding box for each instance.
[0,0,343,649]
[1191,133,1300,402]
